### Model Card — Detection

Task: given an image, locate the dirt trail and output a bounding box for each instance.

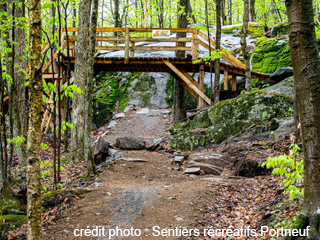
[43,108,224,240]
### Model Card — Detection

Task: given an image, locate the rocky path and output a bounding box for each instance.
[43,107,237,240]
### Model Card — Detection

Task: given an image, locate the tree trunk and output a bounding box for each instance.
[173,0,188,124]
[221,0,225,25]
[84,0,99,176]
[70,0,92,162]
[113,0,120,35]
[214,0,221,103]
[241,0,252,91]
[286,0,320,237]
[249,0,255,22]
[27,0,42,238]
[229,0,232,25]
[188,0,196,24]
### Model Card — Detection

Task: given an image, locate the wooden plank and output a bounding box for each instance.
[232,74,237,91]
[163,60,211,105]
[43,74,59,79]
[66,27,194,33]
[198,65,205,108]
[66,36,192,42]
[191,29,199,61]
[198,31,245,68]
[124,28,130,64]
[132,46,190,51]
[179,70,202,90]
[171,73,198,100]
[224,71,229,90]
[130,42,135,58]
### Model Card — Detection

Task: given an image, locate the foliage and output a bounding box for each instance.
[261,144,304,200]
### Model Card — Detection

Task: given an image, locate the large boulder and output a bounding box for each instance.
[271,23,288,38]
[187,154,235,175]
[270,67,293,82]
[116,137,145,150]
[264,76,295,96]
[92,136,110,164]
[170,91,294,151]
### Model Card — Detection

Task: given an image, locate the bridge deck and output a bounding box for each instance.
[60,54,274,82]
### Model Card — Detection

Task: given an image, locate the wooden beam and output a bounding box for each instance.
[171,73,198,100]
[131,46,190,51]
[197,31,245,68]
[130,42,135,58]
[198,65,206,108]
[66,36,192,42]
[232,74,237,91]
[224,71,229,90]
[163,60,211,105]
[191,29,199,61]
[66,27,194,33]
[124,28,130,64]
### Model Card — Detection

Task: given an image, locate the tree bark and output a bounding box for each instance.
[113,0,120,36]
[286,0,320,237]
[249,0,255,22]
[214,0,221,103]
[241,0,252,91]
[173,0,188,123]
[70,0,92,162]
[84,0,99,176]
[27,0,42,238]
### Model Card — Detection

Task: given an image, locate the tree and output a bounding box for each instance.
[286,0,320,237]
[249,0,255,22]
[27,0,42,238]
[173,0,188,123]
[84,0,99,176]
[70,0,92,162]
[214,0,221,103]
[240,0,252,91]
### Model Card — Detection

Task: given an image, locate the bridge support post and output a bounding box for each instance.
[197,65,205,109]
[191,29,199,61]
[124,28,130,64]
[224,71,229,90]
[130,42,135,58]
[232,74,237,91]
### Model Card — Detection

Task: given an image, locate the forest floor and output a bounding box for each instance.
[7,108,301,240]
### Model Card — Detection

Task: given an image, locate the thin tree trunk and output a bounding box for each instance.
[113,0,120,36]
[229,0,232,25]
[214,0,221,103]
[27,0,42,238]
[241,0,251,91]
[84,0,99,176]
[286,0,320,237]
[249,0,255,22]
[188,0,196,24]
[70,0,92,162]
[173,0,188,123]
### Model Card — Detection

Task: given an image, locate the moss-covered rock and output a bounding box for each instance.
[93,72,138,128]
[221,23,265,39]
[271,22,288,37]
[251,37,292,78]
[170,91,294,151]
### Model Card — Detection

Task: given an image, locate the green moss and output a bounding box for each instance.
[170,91,294,150]
[251,37,292,75]
[221,23,265,39]
[93,72,138,127]
[1,204,26,215]
[0,215,27,231]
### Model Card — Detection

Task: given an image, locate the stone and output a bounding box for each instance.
[118,158,148,162]
[271,23,288,38]
[144,139,155,149]
[136,108,150,115]
[272,117,295,138]
[116,137,145,150]
[174,156,185,163]
[108,148,118,157]
[107,120,117,129]
[107,192,112,196]
[115,113,125,119]
[270,67,293,82]
[184,167,201,174]
[264,76,295,97]
[92,137,110,164]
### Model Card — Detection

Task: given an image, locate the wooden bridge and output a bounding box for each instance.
[32,27,274,134]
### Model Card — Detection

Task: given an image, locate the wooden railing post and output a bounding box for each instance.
[197,64,205,108]
[130,42,135,58]
[124,28,130,64]
[232,74,237,91]
[224,71,229,90]
[191,29,199,61]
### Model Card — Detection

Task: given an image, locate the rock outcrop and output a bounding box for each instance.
[170,91,294,151]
